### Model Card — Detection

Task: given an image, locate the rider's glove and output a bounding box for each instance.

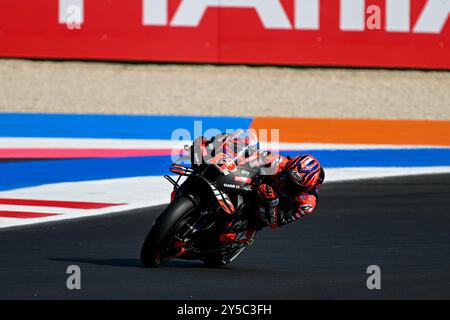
[292,193,316,219]
[257,184,281,229]
[258,184,278,201]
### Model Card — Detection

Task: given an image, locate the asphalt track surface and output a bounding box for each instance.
[0,174,449,299]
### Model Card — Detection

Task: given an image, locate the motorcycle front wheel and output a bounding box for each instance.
[140,196,197,267]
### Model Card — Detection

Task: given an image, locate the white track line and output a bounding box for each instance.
[0,205,88,214]
[0,138,184,149]
[0,202,156,229]
[1,138,448,150]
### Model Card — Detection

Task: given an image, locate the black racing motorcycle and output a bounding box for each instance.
[140,131,271,267]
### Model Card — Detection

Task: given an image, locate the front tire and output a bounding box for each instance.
[140,196,196,267]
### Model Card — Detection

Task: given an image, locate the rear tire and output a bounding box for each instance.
[140,196,196,267]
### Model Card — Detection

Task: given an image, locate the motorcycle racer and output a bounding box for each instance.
[189,133,325,244]
[256,153,324,229]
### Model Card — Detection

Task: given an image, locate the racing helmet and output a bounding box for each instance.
[280,155,324,194]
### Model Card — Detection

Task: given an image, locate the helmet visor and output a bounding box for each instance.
[280,172,310,196]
